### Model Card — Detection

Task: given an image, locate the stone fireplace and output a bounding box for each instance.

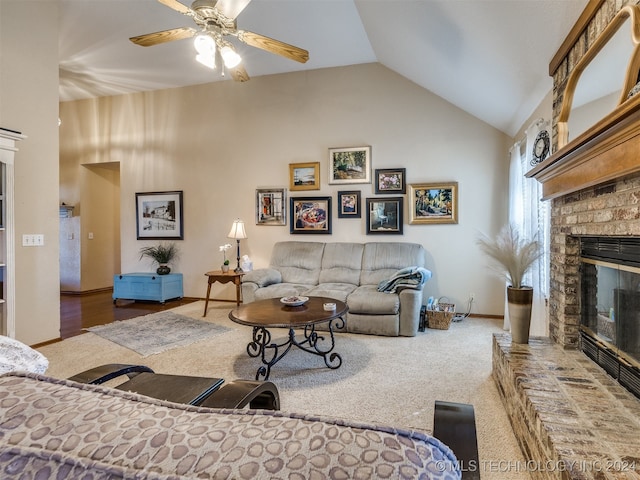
[491,2,640,478]
[543,175,640,350]
[491,170,640,479]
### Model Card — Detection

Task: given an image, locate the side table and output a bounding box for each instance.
[203,270,244,316]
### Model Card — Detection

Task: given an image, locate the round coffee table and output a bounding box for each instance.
[229,296,347,380]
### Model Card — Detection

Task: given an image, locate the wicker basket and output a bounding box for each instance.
[427,303,456,330]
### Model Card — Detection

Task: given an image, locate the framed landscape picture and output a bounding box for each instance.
[256,187,286,225]
[328,146,371,185]
[366,197,403,234]
[290,196,332,234]
[290,162,320,191]
[136,191,184,240]
[374,168,406,194]
[337,190,361,218]
[409,182,458,224]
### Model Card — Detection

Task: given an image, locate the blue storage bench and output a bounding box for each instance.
[113,273,183,304]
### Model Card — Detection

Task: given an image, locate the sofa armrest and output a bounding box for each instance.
[242,268,282,287]
[398,289,423,336]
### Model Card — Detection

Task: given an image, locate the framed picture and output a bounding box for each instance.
[256,187,286,225]
[290,162,320,191]
[337,190,361,218]
[328,146,371,185]
[366,197,403,234]
[290,196,332,234]
[375,168,406,194]
[409,182,458,224]
[136,191,184,240]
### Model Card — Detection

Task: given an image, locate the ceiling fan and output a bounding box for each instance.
[129,0,309,82]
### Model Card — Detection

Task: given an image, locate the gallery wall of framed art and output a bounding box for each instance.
[257,145,458,235]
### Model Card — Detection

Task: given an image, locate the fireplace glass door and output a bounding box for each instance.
[581,258,640,366]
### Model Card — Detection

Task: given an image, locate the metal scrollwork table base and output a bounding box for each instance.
[229,296,347,380]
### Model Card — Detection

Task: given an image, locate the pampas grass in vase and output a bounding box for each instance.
[478,224,542,343]
[477,223,541,289]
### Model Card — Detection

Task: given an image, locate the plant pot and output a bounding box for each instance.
[156,264,171,275]
[507,286,533,344]
[221,264,230,273]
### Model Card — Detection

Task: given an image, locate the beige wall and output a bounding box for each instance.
[512,90,553,144]
[60,63,512,318]
[0,0,61,344]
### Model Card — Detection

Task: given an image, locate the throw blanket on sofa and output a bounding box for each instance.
[377,266,432,293]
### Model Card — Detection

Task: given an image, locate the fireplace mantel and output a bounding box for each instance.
[527,94,640,200]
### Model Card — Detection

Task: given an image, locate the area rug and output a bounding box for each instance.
[87,311,232,357]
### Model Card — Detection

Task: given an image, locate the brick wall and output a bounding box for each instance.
[549,176,640,348]
[548,0,640,348]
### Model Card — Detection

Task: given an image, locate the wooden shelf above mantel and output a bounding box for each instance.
[527,95,640,200]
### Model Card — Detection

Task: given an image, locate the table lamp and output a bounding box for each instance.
[227,219,247,273]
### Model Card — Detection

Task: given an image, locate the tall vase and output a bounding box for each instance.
[507,286,533,344]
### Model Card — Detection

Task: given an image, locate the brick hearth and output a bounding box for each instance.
[492,334,640,480]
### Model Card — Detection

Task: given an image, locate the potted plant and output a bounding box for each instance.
[477,224,541,343]
[139,242,179,275]
[219,243,232,272]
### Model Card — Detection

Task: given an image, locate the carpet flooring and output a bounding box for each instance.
[38,301,531,480]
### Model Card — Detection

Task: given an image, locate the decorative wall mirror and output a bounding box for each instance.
[558,5,640,149]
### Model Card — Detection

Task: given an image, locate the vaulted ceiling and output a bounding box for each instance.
[59,0,588,137]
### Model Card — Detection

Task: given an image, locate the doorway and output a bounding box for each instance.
[60,162,121,293]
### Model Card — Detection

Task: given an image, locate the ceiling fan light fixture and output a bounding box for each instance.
[194,33,215,54]
[221,44,242,69]
[196,52,216,69]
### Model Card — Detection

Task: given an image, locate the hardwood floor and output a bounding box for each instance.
[59,291,199,340]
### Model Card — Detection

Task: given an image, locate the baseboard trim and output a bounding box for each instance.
[468,313,504,319]
[61,287,113,296]
[31,337,64,348]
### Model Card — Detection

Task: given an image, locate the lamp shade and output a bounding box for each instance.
[194,34,215,55]
[228,219,247,239]
[220,44,242,69]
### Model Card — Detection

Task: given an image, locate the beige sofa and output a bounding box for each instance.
[0,372,462,479]
[241,241,430,336]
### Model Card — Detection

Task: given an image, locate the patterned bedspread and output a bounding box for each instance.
[0,372,461,479]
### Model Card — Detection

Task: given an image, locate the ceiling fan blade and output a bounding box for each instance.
[214,0,252,21]
[237,30,309,63]
[230,65,250,82]
[158,0,192,15]
[130,27,197,47]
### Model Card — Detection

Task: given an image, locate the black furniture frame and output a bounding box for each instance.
[68,363,280,410]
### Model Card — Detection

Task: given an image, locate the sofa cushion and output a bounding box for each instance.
[0,373,461,480]
[270,241,325,285]
[241,267,281,287]
[254,282,314,300]
[347,285,400,314]
[304,282,358,302]
[360,242,426,285]
[318,242,364,285]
